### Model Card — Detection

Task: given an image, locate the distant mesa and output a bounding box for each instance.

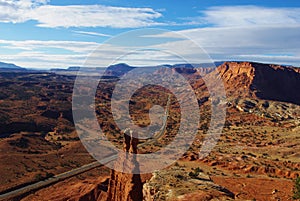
[65,66,81,71]
[105,63,135,77]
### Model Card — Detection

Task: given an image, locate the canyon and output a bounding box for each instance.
[0,61,299,200]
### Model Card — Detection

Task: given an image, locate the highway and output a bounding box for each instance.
[0,155,118,201]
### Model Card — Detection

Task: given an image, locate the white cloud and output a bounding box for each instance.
[233,54,300,67]
[0,39,101,68]
[2,23,300,68]
[72,31,111,37]
[139,6,300,66]
[147,25,300,66]
[0,39,171,68]
[0,39,99,53]
[0,0,48,23]
[0,37,208,68]
[1,5,300,68]
[0,0,163,28]
[196,6,300,27]
[179,25,300,50]
[195,27,300,66]
[1,51,86,68]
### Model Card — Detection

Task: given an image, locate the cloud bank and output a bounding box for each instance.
[0,0,163,28]
[145,6,300,66]
[1,5,300,68]
[193,6,300,27]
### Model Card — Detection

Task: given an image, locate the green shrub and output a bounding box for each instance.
[293,177,300,199]
[34,173,44,182]
[188,167,203,178]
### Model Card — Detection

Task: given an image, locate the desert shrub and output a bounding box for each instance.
[293,177,300,199]
[34,173,44,182]
[188,167,203,178]
[9,137,29,148]
[194,167,203,173]
[188,171,197,178]
[45,172,54,178]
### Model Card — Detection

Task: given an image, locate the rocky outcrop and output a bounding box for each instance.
[217,61,300,105]
[105,128,143,201]
[157,61,300,107]
[71,177,109,201]
[142,165,234,201]
[20,177,109,201]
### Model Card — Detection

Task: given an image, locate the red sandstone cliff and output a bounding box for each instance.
[156,61,300,106]
[215,61,300,105]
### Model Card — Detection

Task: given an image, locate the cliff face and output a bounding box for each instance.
[74,177,109,201]
[20,176,109,201]
[105,129,143,201]
[145,61,300,106]
[250,63,300,105]
[217,62,300,105]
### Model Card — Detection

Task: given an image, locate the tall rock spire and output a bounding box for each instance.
[105,128,143,201]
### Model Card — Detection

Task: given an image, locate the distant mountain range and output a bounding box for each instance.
[1,60,297,73]
[0,61,26,71]
[49,62,226,77]
[51,61,225,71]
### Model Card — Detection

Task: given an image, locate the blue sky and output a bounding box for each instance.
[1,0,300,68]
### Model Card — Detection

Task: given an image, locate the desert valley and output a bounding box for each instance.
[0,61,299,201]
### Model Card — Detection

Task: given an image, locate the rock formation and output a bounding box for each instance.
[217,61,300,105]
[105,128,143,201]
[142,165,234,201]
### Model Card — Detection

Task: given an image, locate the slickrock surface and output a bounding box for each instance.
[142,164,234,201]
